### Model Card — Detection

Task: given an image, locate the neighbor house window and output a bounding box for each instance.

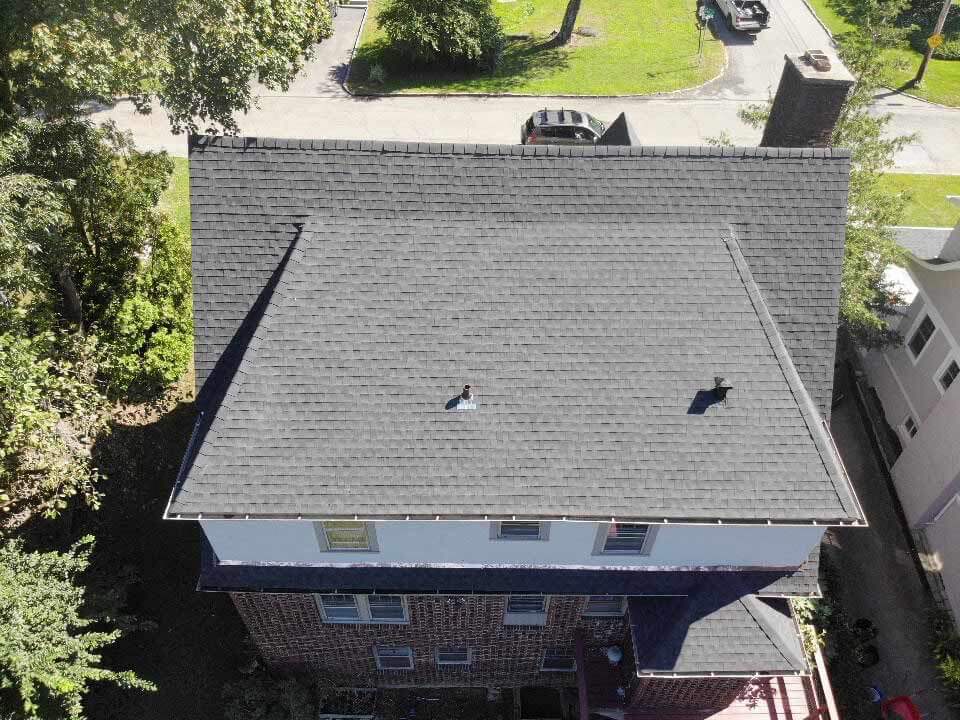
[436,647,471,666]
[540,649,576,672]
[940,360,959,391]
[504,595,549,626]
[902,415,918,439]
[909,315,936,358]
[582,596,625,616]
[316,521,377,551]
[595,523,653,554]
[492,521,548,540]
[316,595,407,624]
[374,646,414,670]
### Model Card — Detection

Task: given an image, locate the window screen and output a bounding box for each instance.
[375,646,414,670]
[319,595,361,621]
[507,595,547,613]
[541,649,576,672]
[602,523,649,553]
[941,360,959,391]
[498,521,542,539]
[909,316,936,357]
[436,647,471,666]
[322,521,370,550]
[368,595,406,622]
[583,596,624,616]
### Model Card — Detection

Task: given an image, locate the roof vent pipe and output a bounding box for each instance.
[714,377,733,403]
[457,384,476,411]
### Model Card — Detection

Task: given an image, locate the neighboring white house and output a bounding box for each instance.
[861,198,960,617]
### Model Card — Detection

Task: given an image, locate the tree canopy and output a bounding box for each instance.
[0,0,333,132]
[0,537,154,719]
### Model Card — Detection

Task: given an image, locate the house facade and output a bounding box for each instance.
[168,52,863,716]
[860,207,960,618]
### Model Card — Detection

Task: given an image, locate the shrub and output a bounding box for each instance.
[377,0,505,69]
[368,63,388,85]
[931,608,960,706]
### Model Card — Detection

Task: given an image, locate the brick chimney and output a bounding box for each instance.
[761,51,855,148]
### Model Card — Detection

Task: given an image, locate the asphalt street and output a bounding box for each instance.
[89,3,960,173]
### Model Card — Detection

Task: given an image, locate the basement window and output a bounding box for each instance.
[316,521,378,552]
[436,647,472,666]
[582,596,625,616]
[540,650,576,672]
[908,315,936,359]
[493,521,548,540]
[595,523,653,555]
[374,646,414,671]
[504,595,549,626]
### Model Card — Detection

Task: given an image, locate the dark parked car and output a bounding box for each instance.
[521,109,606,145]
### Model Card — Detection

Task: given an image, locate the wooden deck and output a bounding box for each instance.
[624,676,824,720]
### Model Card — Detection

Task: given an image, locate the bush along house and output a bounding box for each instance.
[167,53,864,717]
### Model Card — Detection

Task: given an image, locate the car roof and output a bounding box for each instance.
[533,109,590,127]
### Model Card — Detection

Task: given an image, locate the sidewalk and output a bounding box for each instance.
[826,369,955,720]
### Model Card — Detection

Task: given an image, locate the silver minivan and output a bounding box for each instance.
[521,109,606,145]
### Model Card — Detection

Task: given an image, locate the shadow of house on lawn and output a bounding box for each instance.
[349,36,571,93]
[80,396,247,720]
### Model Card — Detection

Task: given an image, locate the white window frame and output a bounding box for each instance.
[593,523,657,556]
[435,647,472,666]
[504,594,549,626]
[900,414,919,442]
[316,594,409,624]
[540,650,577,672]
[315,521,379,552]
[936,354,960,394]
[374,646,414,671]
[581,595,626,617]
[489,521,550,541]
[907,313,937,364]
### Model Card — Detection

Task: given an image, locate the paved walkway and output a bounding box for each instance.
[828,371,954,720]
[88,1,960,173]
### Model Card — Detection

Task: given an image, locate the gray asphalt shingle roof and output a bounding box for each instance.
[173,137,858,522]
[629,592,807,675]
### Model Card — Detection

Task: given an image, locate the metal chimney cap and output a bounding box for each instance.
[461,384,472,400]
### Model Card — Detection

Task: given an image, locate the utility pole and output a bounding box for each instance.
[912,0,953,87]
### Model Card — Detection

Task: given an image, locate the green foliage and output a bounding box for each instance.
[0,0,333,132]
[377,0,506,69]
[0,536,154,719]
[905,0,960,59]
[0,118,193,399]
[931,608,960,707]
[0,332,106,529]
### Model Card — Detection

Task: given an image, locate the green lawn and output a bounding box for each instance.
[160,156,190,238]
[804,0,960,107]
[348,0,725,95]
[880,173,960,227]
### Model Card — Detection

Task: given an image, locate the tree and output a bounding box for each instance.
[0,119,193,397]
[553,0,583,46]
[0,0,333,132]
[0,536,154,719]
[378,0,505,69]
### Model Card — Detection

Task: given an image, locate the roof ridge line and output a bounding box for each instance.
[720,228,862,523]
[188,134,852,159]
[739,595,807,672]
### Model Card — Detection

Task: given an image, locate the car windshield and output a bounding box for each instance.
[587,115,605,134]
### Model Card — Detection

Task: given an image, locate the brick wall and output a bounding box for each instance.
[628,677,749,710]
[231,592,626,688]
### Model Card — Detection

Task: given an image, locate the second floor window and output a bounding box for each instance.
[504,594,549,625]
[908,315,936,358]
[582,596,625,616]
[317,594,408,623]
[495,521,546,540]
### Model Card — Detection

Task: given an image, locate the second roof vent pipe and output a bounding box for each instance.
[714,377,733,403]
[457,384,476,410]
